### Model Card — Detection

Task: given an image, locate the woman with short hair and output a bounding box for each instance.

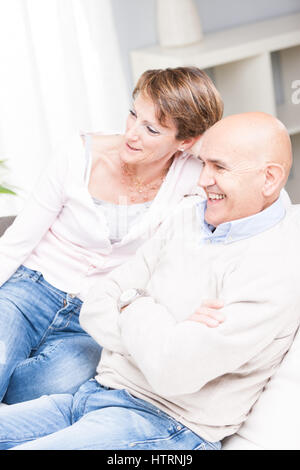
[0,67,223,404]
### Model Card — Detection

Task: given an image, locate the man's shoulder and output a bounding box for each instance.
[284,204,300,224]
[235,205,300,276]
[277,204,300,246]
[153,195,205,244]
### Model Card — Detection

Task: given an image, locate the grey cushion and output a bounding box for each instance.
[0,216,16,237]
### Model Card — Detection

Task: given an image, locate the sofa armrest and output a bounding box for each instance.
[0,216,16,237]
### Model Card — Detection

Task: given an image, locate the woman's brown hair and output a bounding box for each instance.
[133,67,223,140]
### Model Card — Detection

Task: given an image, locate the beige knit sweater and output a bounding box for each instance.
[80,200,300,442]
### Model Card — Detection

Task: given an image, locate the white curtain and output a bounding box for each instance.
[0,0,130,215]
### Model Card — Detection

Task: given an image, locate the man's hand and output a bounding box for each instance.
[187,299,225,327]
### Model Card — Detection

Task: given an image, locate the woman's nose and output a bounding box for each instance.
[125,121,140,141]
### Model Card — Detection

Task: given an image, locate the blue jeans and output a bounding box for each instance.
[0,379,221,450]
[0,266,102,404]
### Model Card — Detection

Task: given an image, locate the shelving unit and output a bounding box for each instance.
[131,13,300,202]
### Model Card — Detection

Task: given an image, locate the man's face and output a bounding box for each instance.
[197,136,266,227]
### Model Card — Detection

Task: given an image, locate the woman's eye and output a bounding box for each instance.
[129,109,137,118]
[147,126,160,135]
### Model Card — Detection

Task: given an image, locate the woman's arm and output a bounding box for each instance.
[0,139,69,286]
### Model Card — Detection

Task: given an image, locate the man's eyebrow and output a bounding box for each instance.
[197,155,229,168]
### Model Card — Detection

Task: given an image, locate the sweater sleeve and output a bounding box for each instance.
[80,233,168,354]
[118,253,299,397]
[0,139,70,287]
[79,198,199,354]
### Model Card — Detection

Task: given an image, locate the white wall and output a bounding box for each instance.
[111,0,300,94]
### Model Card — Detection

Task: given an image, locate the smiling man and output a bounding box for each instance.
[196,111,292,227]
[1,112,300,450]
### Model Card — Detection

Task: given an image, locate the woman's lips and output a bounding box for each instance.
[126,142,140,152]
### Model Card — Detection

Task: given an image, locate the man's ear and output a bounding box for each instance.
[262,163,286,197]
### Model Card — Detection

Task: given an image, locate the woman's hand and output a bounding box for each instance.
[187,299,224,327]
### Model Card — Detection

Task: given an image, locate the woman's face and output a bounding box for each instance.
[119,93,182,166]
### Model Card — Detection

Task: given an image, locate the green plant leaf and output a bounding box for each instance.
[0,159,16,196]
[0,186,16,195]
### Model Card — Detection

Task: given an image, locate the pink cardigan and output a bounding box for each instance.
[0,134,202,299]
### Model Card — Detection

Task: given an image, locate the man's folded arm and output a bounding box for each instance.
[79,202,195,352]
[119,267,299,397]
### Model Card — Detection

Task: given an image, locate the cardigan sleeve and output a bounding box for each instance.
[0,139,70,287]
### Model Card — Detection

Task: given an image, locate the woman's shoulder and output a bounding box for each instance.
[82,132,123,149]
[85,132,124,165]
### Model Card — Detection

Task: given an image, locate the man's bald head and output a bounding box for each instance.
[202,112,292,181]
[194,112,292,227]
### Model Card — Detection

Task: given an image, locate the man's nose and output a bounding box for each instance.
[198,164,215,188]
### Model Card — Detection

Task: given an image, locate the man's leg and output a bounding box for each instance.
[10,385,220,450]
[0,394,73,449]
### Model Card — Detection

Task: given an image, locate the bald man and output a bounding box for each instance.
[195,112,292,225]
[1,113,300,450]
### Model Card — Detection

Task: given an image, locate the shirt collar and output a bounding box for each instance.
[197,196,286,244]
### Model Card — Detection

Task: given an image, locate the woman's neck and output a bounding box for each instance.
[120,156,174,184]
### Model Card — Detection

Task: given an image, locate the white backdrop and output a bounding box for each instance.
[0,0,129,215]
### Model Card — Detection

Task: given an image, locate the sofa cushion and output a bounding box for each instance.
[0,216,15,237]
[223,326,300,450]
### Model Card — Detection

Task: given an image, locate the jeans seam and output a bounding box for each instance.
[36,280,66,302]
[123,390,189,431]
[36,279,81,307]
[0,436,44,445]
[122,390,171,419]
[72,391,91,424]
[195,440,221,450]
[129,428,186,447]
[194,442,207,450]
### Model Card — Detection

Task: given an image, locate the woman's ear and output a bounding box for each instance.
[262,163,285,197]
[180,135,203,155]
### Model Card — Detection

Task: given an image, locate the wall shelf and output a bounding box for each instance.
[131,13,300,202]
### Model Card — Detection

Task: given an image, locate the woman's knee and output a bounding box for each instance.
[4,335,102,404]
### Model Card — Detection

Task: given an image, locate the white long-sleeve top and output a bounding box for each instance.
[0,134,202,299]
[80,198,300,442]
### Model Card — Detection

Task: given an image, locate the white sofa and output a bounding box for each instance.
[0,216,299,450]
[222,325,300,450]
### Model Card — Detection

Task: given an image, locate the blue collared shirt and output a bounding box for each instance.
[197,196,286,245]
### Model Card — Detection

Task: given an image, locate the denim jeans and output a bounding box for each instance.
[0,379,221,450]
[0,266,102,404]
